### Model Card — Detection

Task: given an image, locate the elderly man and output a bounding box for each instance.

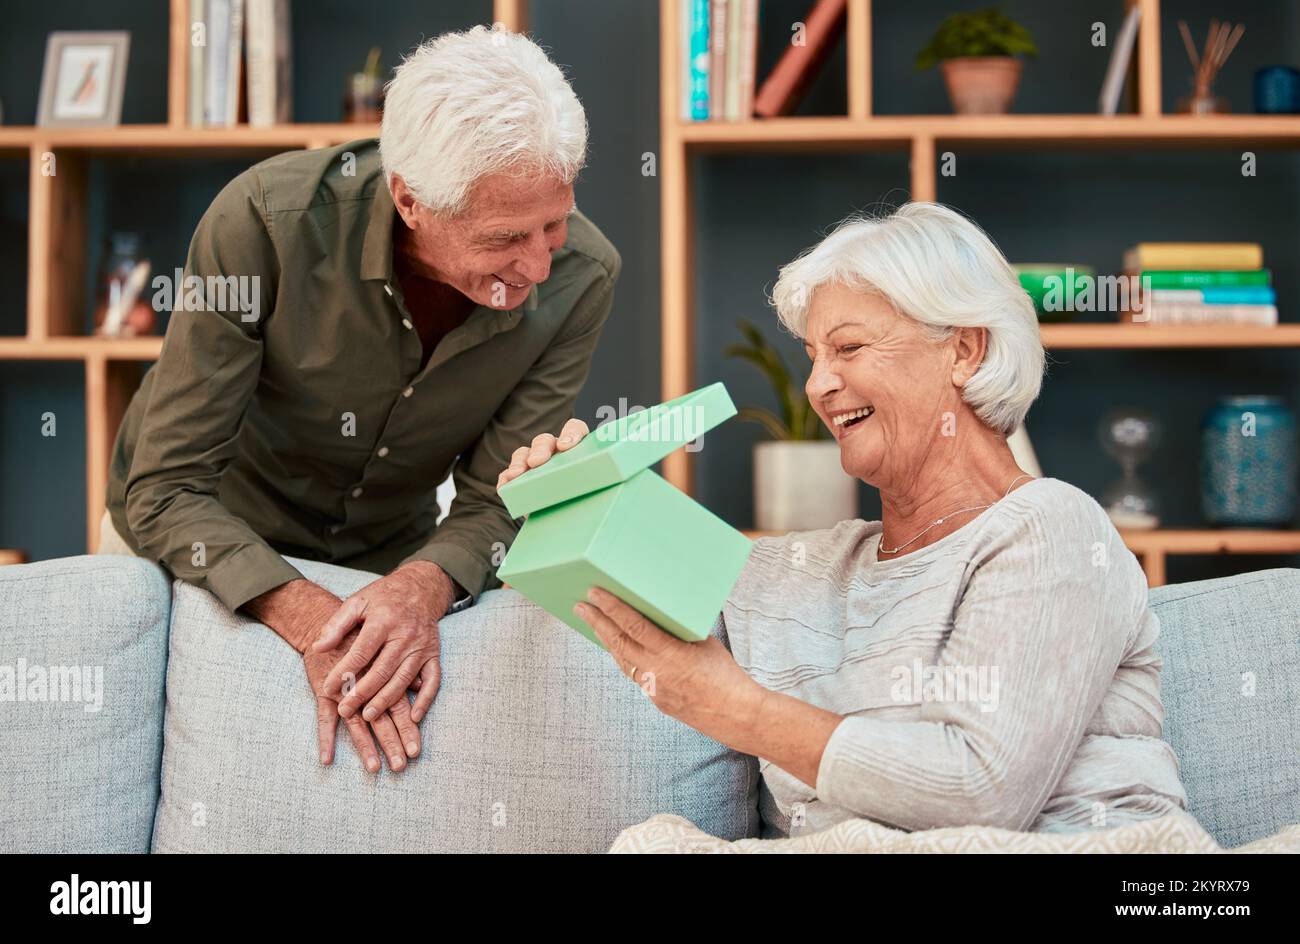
[100,26,620,774]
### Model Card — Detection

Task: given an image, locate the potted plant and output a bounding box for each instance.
[915,7,1038,115]
[726,321,857,531]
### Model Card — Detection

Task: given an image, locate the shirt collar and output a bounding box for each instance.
[360,179,395,282]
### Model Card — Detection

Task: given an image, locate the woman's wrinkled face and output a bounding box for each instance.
[803,283,958,487]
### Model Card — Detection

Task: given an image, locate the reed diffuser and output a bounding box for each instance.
[1176,19,1245,114]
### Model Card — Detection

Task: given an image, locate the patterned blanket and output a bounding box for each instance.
[610,813,1300,853]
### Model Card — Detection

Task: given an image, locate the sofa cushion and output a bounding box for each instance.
[1150,567,1300,848]
[0,555,171,853]
[151,556,759,852]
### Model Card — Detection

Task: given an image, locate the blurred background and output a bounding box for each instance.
[2,0,1299,586]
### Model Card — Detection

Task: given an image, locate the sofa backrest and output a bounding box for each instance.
[0,556,170,853]
[148,556,759,852]
[1149,567,1300,848]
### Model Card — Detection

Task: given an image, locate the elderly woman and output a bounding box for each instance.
[499,202,1188,835]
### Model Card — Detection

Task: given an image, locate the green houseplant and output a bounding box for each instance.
[915,7,1038,115]
[726,320,856,530]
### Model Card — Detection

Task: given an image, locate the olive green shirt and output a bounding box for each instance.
[107,138,620,613]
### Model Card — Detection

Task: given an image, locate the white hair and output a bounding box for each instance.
[379,25,588,214]
[770,202,1044,435]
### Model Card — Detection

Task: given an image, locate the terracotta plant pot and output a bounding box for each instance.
[940,57,1023,114]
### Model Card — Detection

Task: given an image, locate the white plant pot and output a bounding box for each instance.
[754,440,857,531]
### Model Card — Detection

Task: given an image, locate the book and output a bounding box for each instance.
[688,0,711,120]
[1123,243,1264,271]
[1137,269,1271,289]
[724,0,744,119]
[1150,287,1276,305]
[225,0,244,125]
[754,0,847,117]
[1098,6,1140,116]
[204,0,230,126]
[708,0,729,119]
[737,0,760,118]
[188,0,206,127]
[1131,303,1278,326]
[246,0,292,126]
[272,0,292,124]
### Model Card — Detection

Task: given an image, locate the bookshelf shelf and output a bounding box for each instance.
[742,529,1300,587]
[1039,324,1300,349]
[3,1,525,554]
[676,114,1300,151]
[0,124,380,154]
[0,337,164,360]
[662,0,1300,582]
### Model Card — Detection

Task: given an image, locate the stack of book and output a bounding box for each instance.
[188,0,293,128]
[680,0,845,121]
[1123,242,1277,327]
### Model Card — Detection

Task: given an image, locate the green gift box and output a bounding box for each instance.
[497,383,753,648]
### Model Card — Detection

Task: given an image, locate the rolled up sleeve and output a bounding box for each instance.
[124,171,304,612]
[399,264,619,601]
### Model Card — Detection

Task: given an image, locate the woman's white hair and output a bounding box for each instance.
[770,202,1044,435]
[379,25,588,214]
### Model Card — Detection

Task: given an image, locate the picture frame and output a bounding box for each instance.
[37,31,131,128]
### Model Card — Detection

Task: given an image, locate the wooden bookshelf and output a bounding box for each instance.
[662,0,1300,583]
[742,529,1300,588]
[1,0,527,554]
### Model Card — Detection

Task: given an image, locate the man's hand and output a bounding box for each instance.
[242,579,420,772]
[312,560,454,724]
[303,627,421,773]
[496,417,590,491]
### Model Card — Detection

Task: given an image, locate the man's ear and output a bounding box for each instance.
[389,174,421,229]
[951,326,988,388]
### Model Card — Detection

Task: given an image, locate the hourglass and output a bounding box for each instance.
[1098,409,1162,529]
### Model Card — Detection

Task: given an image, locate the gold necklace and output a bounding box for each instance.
[879,473,1034,556]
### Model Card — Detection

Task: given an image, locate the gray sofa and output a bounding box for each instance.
[1,555,1297,852]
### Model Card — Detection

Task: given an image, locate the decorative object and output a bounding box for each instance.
[726,321,857,531]
[1013,263,1095,323]
[914,8,1037,115]
[1175,19,1243,115]
[1098,408,1163,529]
[497,384,753,647]
[94,233,155,338]
[344,47,384,123]
[1254,66,1300,114]
[1200,396,1297,526]
[37,32,130,128]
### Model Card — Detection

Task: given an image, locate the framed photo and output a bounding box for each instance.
[37,32,130,128]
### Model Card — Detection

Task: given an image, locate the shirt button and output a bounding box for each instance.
[351,487,363,498]
[384,284,394,296]
[329,524,342,534]
[402,386,414,398]
[377,446,390,458]
[402,318,413,330]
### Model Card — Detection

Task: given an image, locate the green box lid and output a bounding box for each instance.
[498,382,737,518]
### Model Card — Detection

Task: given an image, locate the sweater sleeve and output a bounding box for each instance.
[813,495,1142,831]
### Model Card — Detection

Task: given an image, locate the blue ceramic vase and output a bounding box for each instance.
[1200,396,1297,526]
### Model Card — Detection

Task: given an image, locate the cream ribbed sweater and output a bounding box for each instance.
[720,477,1189,836]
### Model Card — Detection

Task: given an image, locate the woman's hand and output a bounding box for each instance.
[496,417,590,492]
[573,587,765,744]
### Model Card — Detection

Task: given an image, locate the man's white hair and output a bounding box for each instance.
[770,202,1044,435]
[379,25,588,215]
